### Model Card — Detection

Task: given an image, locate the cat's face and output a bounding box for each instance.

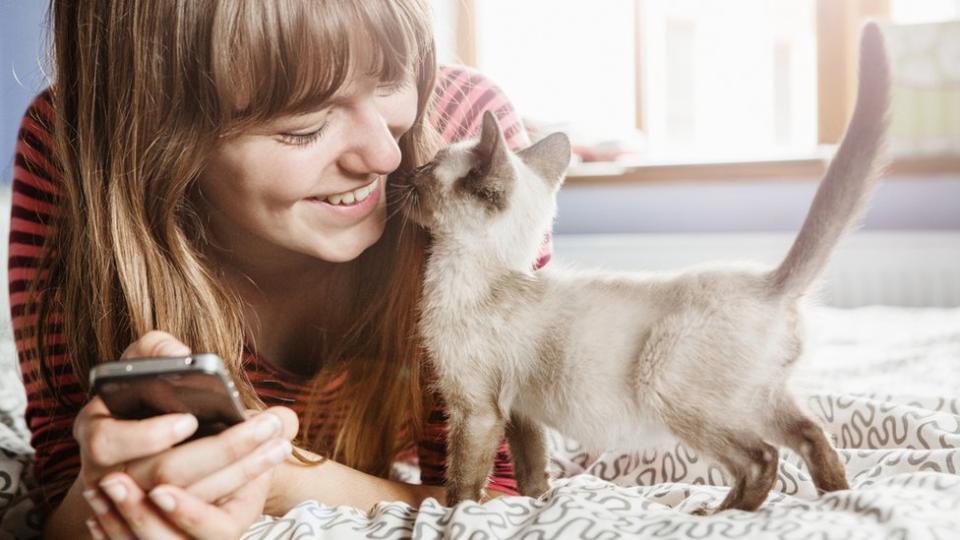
[393,111,570,266]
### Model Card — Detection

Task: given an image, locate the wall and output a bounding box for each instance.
[556,174,960,233]
[1,1,50,185]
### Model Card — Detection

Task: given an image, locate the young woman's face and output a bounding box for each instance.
[198,74,418,270]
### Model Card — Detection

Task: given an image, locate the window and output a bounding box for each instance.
[433,0,960,173]
[890,0,960,24]
[640,0,816,159]
[435,0,815,161]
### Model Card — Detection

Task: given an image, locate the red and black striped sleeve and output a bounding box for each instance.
[9,89,86,514]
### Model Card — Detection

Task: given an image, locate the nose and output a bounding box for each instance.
[337,103,403,178]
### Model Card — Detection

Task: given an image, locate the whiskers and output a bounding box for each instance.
[386,182,421,251]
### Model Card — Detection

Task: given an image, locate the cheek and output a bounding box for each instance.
[203,139,332,206]
[383,85,419,134]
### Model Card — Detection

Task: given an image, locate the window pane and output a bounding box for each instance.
[891,0,960,24]
[885,2,960,156]
[641,0,816,159]
[434,0,817,161]
[431,0,460,66]
[472,0,637,141]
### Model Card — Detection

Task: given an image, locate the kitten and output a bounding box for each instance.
[393,23,889,512]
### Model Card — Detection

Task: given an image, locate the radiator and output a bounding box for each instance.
[553,232,960,308]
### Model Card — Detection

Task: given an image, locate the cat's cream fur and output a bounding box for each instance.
[392,23,889,512]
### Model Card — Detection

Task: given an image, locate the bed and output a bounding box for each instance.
[2,232,959,538]
[228,305,960,539]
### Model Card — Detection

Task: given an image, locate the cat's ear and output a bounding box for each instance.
[477,110,511,171]
[460,111,513,212]
[517,132,571,188]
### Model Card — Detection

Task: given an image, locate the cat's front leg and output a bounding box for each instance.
[445,403,506,506]
[506,412,551,498]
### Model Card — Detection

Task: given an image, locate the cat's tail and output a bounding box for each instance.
[768,22,890,300]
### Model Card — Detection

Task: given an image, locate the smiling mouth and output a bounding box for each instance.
[310,177,380,206]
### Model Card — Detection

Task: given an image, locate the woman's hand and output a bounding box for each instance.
[75,330,298,539]
[84,469,277,539]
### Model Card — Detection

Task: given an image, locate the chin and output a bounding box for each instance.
[312,220,386,263]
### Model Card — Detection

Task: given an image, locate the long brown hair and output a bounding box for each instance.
[32,0,439,481]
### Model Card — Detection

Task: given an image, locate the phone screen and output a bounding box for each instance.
[96,370,245,439]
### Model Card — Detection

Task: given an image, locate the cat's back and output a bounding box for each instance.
[539,261,775,316]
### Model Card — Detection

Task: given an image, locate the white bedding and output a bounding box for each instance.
[3,305,959,539]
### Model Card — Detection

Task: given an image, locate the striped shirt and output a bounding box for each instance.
[9,65,553,515]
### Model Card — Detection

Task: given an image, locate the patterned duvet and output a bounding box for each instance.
[3,305,958,539]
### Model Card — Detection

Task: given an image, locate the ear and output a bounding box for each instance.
[460,111,514,212]
[476,110,511,172]
[517,132,571,188]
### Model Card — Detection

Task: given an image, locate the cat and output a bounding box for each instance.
[391,22,889,512]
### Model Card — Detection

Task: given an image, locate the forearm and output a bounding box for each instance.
[266,448,429,515]
[266,449,513,516]
[43,478,95,540]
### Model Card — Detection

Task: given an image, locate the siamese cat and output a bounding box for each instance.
[392,23,889,512]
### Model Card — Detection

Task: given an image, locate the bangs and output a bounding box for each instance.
[211,0,433,132]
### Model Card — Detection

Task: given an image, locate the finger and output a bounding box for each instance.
[73,396,113,443]
[83,489,134,540]
[120,330,191,360]
[98,472,185,540]
[216,468,274,520]
[127,408,295,493]
[262,406,299,441]
[186,437,291,502]
[89,512,135,540]
[85,517,107,540]
[77,406,199,468]
[148,479,268,539]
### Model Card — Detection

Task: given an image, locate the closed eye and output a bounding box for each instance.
[412,162,435,176]
[279,123,329,146]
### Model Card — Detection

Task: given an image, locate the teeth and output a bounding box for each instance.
[321,178,377,206]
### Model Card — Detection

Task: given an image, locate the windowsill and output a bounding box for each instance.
[565,154,960,185]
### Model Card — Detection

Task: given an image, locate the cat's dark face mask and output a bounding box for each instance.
[391,111,571,250]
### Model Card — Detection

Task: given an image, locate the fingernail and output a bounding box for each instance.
[100,479,127,503]
[173,414,198,438]
[267,439,292,463]
[253,413,282,441]
[149,488,177,512]
[86,518,106,540]
[82,489,109,515]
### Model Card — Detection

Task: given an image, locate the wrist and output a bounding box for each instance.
[263,458,304,517]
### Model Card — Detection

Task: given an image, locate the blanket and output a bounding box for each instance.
[3,306,959,539]
[243,306,960,539]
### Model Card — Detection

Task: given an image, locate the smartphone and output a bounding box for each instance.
[89,353,247,441]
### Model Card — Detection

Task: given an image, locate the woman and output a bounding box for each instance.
[10,1,551,538]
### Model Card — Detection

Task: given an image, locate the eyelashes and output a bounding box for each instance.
[276,78,408,147]
[279,123,329,147]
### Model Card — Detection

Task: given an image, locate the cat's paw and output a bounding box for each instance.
[691,505,716,517]
[519,477,550,499]
[446,485,484,506]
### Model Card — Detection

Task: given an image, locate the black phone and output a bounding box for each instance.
[89,353,246,441]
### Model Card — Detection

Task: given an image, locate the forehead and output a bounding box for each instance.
[433,142,477,180]
[216,2,426,132]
